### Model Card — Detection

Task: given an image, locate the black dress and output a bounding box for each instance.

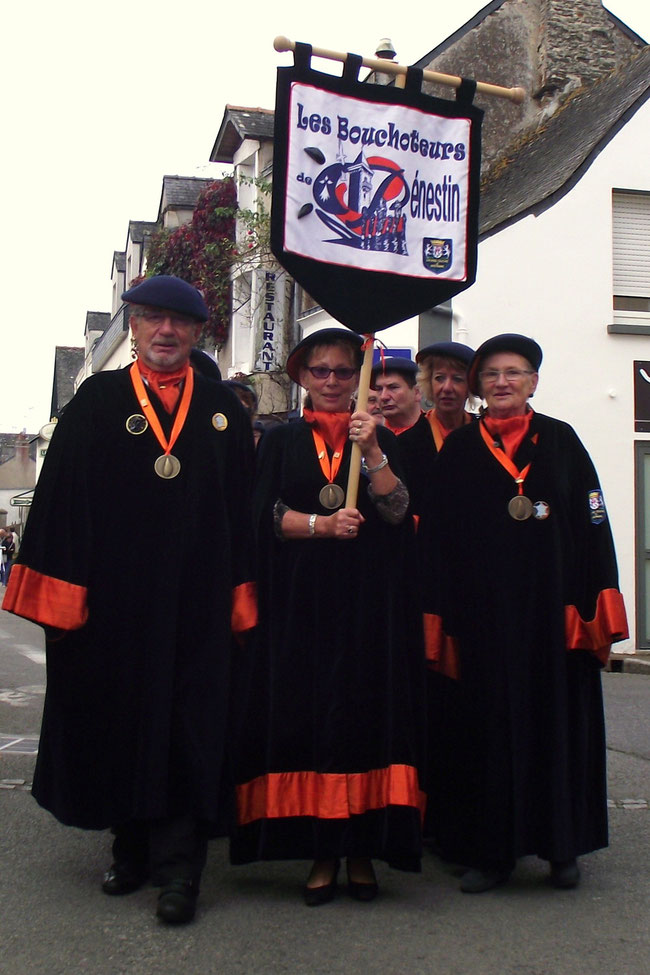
[418,412,628,867]
[231,419,426,869]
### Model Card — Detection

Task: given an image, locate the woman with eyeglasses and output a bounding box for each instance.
[418,333,628,893]
[231,328,425,904]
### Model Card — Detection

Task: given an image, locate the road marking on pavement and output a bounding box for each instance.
[0,735,39,754]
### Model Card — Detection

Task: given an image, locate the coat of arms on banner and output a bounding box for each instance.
[272,47,483,332]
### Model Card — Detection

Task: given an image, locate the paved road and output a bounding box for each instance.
[1,609,648,975]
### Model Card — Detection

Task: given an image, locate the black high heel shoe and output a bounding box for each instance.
[346,858,379,901]
[303,859,340,906]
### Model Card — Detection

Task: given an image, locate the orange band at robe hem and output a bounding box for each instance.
[231,581,257,633]
[423,613,460,679]
[565,588,629,666]
[2,564,88,630]
[236,764,426,826]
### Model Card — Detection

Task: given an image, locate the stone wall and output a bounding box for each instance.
[418,0,644,174]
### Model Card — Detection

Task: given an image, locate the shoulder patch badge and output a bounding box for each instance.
[588,489,606,524]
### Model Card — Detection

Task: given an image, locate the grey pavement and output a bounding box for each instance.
[1,608,648,975]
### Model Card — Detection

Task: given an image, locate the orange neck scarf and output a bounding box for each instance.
[136,359,190,414]
[482,411,533,460]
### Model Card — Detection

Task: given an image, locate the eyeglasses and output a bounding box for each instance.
[306,365,358,380]
[479,368,535,384]
[139,309,198,328]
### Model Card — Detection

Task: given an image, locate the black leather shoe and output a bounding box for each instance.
[303,860,340,906]
[460,866,511,893]
[346,860,379,902]
[156,879,198,924]
[102,861,148,896]
[549,859,580,889]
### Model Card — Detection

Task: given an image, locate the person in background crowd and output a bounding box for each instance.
[371,357,422,434]
[231,328,425,905]
[398,341,474,518]
[2,275,256,925]
[366,389,385,424]
[419,333,628,893]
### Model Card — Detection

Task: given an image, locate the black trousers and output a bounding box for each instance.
[111,814,208,887]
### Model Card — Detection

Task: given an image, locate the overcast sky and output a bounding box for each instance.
[2,0,648,433]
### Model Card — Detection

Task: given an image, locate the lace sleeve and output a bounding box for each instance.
[273,499,289,539]
[367,479,409,525]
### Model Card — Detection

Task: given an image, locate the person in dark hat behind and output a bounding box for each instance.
[371,356,422,435]
[418,333,628,893]
[398,341,475,519]
[2,274,257,925]
[231,327,426,904]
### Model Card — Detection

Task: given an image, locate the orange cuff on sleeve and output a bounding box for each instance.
[423,612,460,680]
[231,581,257,633]
[2,564,88,631]
[565,588,629,666]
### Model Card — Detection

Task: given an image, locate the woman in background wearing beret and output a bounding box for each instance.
[231,329,425,904]
[419,333,628,893]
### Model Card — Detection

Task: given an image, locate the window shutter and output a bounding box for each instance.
[613,191,650,298]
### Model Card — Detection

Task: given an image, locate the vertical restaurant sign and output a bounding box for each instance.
[272,47,483,333]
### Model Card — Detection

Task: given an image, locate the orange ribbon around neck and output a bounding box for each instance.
[129,361,194,459]
[479,416,531,495]
[303,409,349,485]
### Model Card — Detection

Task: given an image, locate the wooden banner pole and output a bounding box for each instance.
[345,336,375,509]
[274,36,526,104]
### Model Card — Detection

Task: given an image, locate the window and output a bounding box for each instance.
[611,190,650,333]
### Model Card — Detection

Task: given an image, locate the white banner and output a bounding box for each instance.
[284,82,473,282]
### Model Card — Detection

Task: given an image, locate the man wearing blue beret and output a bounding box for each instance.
[3,275,257,925]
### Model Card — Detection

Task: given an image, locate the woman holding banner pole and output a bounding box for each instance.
[231,328,425,904]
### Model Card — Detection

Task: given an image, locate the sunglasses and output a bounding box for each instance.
[306,366,358,381]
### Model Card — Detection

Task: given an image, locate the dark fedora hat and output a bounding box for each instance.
[286,328,363,385]
[468,333,543,395]
[122,275,209,322]
[416,341,474,366]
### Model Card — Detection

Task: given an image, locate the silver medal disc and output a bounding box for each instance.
[507,495,534,521]
[154,454,181,479]
[319,484,345,510]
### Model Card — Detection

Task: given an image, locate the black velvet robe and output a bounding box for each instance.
[231,419,426,869]
[397,412,439,517]
[3,365,256,832]
[418,412,628,867]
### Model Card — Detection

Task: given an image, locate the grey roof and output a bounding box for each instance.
[85,311,110,334]
[210,105,275,163]
[414,0,647,68]
[51,346,84,419]
[113,251,126,273]
[479,45,650,237]
[159,176,213,215]
[128,220,157,244]
[0,433,37,466]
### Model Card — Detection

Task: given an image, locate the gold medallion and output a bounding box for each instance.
[125,414,148,435]
[508,495,534,521]
[154,454,181,479]
[212,412,228,432]
[319,484,345,510]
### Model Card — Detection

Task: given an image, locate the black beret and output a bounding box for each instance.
[468,333,543,395]
[223,379,258,409]
[190,348,222,381]
[416,341,474,366]
[371,356,418,383]
[286,328,363,385]
[122,274,209,322]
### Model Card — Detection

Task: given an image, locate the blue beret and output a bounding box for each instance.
[416,341,474,366]
[468,333,543,395]
[371,356,418,382]
[122,274,209,322]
